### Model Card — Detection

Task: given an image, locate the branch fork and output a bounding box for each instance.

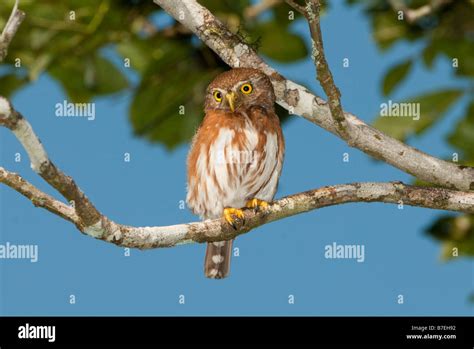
[0,0,473,251]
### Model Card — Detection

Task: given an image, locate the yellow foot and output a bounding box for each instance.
[223,207,245,230]
[246,198,269,212]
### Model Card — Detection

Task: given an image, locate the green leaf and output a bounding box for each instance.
[0,74,27,98]
[423,39,474,77]
[373,89,464,141]
[256,22,308,62]
[372,12,410,51]
[49,58,93,102]
[147,110,202,151]
[273,2,303,26]
[426,214,474,261]
[30,29,57,51]
[116,39,152,75]
[447,101,474,159]
[382,59,412,96]
[469,292,474,304]
[49,55,128,102]
[92,56,129,94]
[130,64,215,149]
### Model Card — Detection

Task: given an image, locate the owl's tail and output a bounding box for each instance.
[204,240,233,279]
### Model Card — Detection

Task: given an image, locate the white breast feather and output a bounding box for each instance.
[189,125,281,220]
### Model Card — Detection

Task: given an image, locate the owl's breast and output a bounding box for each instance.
[187,115,283,220]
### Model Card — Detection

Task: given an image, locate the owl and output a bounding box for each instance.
[186,68,285,279]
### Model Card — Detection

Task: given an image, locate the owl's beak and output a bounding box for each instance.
[225,92,236,112]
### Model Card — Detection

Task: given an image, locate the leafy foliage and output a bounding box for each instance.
[348,0,474,261]
[448,101,474,161]
[1,0,473,262]
[426,215,474,260]
[254,21,308,62]
[0,0,306,149]
[373,89,463,141]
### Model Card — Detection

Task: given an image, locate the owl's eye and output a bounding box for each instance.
[240,83,253,94]
[213,91,223,102]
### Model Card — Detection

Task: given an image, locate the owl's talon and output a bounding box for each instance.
[246,198,269,213]
[223,207,245,230]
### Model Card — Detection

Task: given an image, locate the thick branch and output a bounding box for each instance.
[153,0,474,191]
[0,97,102,232]
[1,97,473,248]
[0,0,25,62]
[1,2,473,252]
[2,166,473,248]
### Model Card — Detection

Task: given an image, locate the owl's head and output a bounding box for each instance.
[205,68,275,113]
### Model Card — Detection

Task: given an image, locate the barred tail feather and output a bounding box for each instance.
[204,240,233,279]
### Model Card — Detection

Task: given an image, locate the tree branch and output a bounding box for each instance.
[2,164,474,248]
[153,0,474,192]
[0,167,80,225]
[0,0,25,62]
[1,1,474,252]
[302,0,352,140]
[0,97,102,233]
[1,97,473,248]
[389,0,452,24]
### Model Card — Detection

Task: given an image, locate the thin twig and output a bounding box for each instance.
[0,167,80,225]
[0,0,25,62]
[304,0,351,140]
[389,0,453,23]
[284,0,306,15]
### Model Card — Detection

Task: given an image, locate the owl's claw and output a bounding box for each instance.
[223,207,245,230]
[246,198,269,213]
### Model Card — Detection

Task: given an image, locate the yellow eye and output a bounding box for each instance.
[240,83,253,94]
[213,90,223,102]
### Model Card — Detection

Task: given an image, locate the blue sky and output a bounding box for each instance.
[1,1,473,315]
